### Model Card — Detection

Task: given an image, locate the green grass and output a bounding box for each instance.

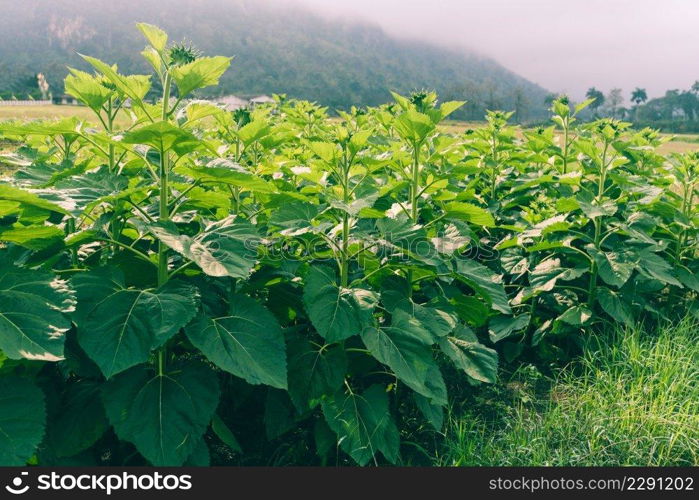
[436,319,699,466]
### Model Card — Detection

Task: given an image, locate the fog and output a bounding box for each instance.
[290,0,699,101]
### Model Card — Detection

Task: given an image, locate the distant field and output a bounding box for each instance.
[0,104,132,127]
[1,105,698,154]
[439,119,699,154]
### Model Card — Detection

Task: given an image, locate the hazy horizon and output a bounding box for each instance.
[289,0,699,102]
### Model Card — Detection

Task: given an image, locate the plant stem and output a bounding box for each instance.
[340,150,350,287]
[587,140,609,308]
[407,141,422,294]
[562,118,569,174]
[157,73,172,289]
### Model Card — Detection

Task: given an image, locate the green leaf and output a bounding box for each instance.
[137,22,168,52]
[237,119,271,146]
[0,376,46,465]
[171,56,232,97]
[120,120,203,155]
[439,101,466,120]
[64,70,112,112]
[47,380,108,458]
[557,305,592,325]
[149,216,260,278]
[80,55,150,102]
[211,413,242,453]
[597,288,634,326]
[443,202,493,226]
[0,224,64,250]
[393,109,435,143]
[361,324,447,406]
[303,266,378,342]
[175,163,275,193]
[454,259,511,314]
[488,314,530,343]
[594,250,637,288]
[525,258,587,297]
[392,299,457,339]
[268,200,319,235]
[322,385,400,465]
[72,269,199,378]
[414,393,444,431]
[576,191,617,219]
[444,202,495,227]
[0,184,69,215]
[439,326,498,383]
[0,258,74,361]
[637,250,682,287]
[185,294,287,389]
[286,333,347,412]
[102,362,220,466]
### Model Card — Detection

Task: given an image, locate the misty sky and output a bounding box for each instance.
[291,0,699,101]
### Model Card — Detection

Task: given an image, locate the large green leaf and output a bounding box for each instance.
[149,216,260,278]
[80,55,150,102]
[0,258,74,361]
[171,56,232,97]
[102,362,219,466]
[0,377,46,465]
[136,22,168,52]
[488,313,530,343]
[185,294,287,389]
[594,250,637,288]
[303,266,378,342]
[439,326,498,383]
[361,322,447,406]
[636,250,682,287]
[46,380,109,458]
[175,164,274,193]
[454,259,511,314]
[120,121,203,155]
[393,109,435,143]
[444,202,495,227]
[72,269,199,378]
[597,288,634,326]
[521,258,587,301]
[0,224,64,250]
[286,332,347,412]
[322,385,400,465]
[64,70,112,112]
[0,184,69,215]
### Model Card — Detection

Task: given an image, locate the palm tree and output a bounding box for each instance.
[630,87,647,121]
[630,87,647,106]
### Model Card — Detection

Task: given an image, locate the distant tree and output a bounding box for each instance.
[678,91,698,121]
[586,87,605,116]
[513,87,528,123]
[692,81,699,95]
[606,88,623,118]
[544,93,557,106]
[662,90,681,120]
[630,87,647,121]
[630,87,647,106]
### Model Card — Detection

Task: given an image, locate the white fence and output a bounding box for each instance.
[0,100,52,106]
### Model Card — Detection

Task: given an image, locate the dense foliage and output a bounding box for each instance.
[0,0,549,120]
[0,25,697,466]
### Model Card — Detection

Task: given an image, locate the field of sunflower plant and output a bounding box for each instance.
[0,24,697,466]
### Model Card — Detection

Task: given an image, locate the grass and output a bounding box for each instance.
[435,318,699,466]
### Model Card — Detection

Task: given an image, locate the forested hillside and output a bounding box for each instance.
[0,0,550,119]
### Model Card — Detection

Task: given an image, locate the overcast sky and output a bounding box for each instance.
[290,0,699,101]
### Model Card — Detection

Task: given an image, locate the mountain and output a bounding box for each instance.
[0,0,550,120]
